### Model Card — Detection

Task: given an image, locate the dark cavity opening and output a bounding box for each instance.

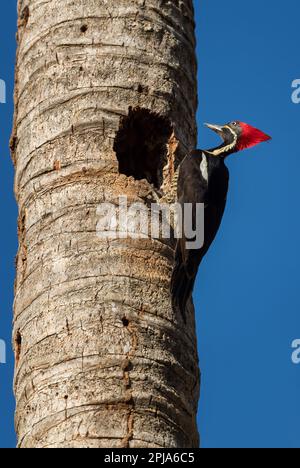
[80,24,88,33]
[114,107,173,189]
[122,317,129,327]
[15,331,22,365]
[21,6,30,23]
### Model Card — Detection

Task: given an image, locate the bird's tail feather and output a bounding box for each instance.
[171,260,194,323]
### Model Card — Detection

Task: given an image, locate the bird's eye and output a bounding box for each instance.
[231,121,238,126]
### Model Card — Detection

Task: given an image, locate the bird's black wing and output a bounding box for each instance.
[171,152,229,321]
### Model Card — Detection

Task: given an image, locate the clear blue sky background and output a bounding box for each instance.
[0,1,300,448]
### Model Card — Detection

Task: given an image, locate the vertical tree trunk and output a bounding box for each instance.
[12,0,199,448]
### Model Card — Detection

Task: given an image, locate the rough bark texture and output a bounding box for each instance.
[12,0,199,448]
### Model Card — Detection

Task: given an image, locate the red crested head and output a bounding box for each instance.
[205,121,272,157]
[236,122,272,152]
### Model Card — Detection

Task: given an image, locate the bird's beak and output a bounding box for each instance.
[204,123,226,140]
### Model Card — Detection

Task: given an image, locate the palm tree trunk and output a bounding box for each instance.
[12,0,199,448]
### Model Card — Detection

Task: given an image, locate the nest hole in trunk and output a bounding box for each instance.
[114,107,173,190]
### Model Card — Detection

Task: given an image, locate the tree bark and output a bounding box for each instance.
[12,0,199,448]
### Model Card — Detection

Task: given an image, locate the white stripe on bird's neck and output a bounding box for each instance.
[200,153,208,182]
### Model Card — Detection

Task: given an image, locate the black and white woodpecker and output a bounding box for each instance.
[171,121,271,320]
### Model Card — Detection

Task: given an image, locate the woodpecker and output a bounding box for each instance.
[171,121,271,321]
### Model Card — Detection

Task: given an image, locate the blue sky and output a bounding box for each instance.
[0,1,300,448]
